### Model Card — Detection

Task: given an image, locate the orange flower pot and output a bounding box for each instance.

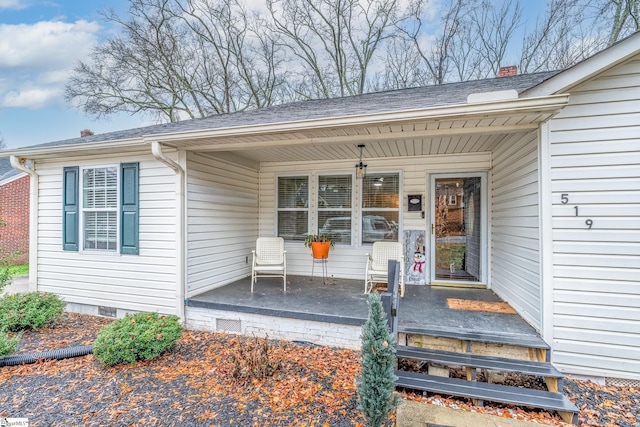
[311,242,331,259]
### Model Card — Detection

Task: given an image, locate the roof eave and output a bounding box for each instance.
[0,138,149,160]
[1,93,569,159]
[145,94,569,145]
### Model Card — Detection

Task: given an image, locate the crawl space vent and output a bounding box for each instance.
[216,318,242,333]
[606,377,640,387]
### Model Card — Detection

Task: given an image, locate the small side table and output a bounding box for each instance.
[311,257,328,283]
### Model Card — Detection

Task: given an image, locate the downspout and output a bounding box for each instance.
[9,156,38,292]
[151,142,185,322]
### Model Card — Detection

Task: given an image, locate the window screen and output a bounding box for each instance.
[317,174,352,244]
[361,173,399,244]
[277,176,308,241]
[82,167,118,251]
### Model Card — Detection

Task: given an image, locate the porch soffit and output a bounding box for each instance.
[164,110,553,163]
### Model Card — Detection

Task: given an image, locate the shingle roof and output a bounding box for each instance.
[30,71,560,150]
[0,158,23,183]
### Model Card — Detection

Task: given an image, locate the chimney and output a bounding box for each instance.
[497,66,517,77]
[80,129,94,137]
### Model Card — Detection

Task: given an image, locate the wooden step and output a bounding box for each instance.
[397,345,564,392]
[399,327,550,362]
[395,370,578,424]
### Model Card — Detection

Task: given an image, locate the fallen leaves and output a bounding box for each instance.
[2,312,637,427]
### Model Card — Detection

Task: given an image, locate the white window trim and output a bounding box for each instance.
[79,164,120,253]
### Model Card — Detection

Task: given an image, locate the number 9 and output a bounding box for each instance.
[586,219,593,229]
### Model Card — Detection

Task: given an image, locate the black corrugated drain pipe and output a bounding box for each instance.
[0,345,93,367]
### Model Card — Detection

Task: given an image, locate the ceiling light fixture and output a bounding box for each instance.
[355,144,367,178]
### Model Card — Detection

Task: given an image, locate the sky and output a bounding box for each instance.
[0,0,142,149]
[0,0,547,150]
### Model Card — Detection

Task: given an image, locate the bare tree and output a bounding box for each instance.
[468,0,522,77]
[0,134,5,151]
[65,0,639,123]
[65,0,285,122]
[590,0,640,44]
[518,0,594,73]
[267,0,402,98]
[390,0,469,87]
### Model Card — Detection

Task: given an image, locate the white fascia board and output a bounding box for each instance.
[0,138,148,159]
[145,94,569,144]
[0,93,569,158]
[524,31,640,97]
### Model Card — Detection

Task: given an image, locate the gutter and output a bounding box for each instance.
[144,94,570,144]
[9,156,38,292]
[2,94,570,158]
[150,142,186,322]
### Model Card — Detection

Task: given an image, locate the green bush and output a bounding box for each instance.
[0,292,66,332]
[0,330,20,358]
[93,312,182,366]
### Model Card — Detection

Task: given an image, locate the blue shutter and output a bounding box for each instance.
[120,162,139,254]
[62,166,79,251]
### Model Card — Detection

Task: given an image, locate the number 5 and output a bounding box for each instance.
[561,194,569,204]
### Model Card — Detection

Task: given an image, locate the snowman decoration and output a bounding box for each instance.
[409,251,426,285]
[408,233,426,285]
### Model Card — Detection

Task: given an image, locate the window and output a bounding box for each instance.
[82,167,118,251]
[361,173,400,244]
[317,174,352,244]
[277,176,308,241]
[63,163,139,254]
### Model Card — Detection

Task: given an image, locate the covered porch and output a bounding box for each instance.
[175,75,570,340]
[186,277,544,349]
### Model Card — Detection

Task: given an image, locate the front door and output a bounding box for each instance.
[430,173,486,285]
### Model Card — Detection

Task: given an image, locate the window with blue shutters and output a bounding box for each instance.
[63,163,139,254]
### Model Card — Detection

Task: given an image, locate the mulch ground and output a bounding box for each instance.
[1,313,639,427]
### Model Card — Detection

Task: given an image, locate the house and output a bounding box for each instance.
[2,31,639,383]
[0,158,29,265]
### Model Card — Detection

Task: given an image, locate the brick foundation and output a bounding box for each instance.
[186,306,361,349]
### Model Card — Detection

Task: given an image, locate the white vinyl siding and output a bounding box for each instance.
[547,55,640,379]
[490,131,541,330]
[35,152,178,315]
[259,152,491,280]
[186,152,259,297]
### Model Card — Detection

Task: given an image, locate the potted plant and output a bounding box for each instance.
[304,233,335,259]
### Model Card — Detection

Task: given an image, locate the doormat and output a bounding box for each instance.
[446,298,517,314]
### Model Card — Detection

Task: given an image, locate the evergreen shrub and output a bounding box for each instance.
[0,330,20,358]
[93,312,182,366]
[0,292,66,331]
[357,292,399,427]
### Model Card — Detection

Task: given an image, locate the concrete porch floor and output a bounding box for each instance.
[187,275,542,342]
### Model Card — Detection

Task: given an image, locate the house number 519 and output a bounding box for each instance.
[560,193,593,229]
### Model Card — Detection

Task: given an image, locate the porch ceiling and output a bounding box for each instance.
[168,111,549,163]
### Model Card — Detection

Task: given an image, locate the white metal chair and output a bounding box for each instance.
[365,241,405,297]
[251,237,287,293]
